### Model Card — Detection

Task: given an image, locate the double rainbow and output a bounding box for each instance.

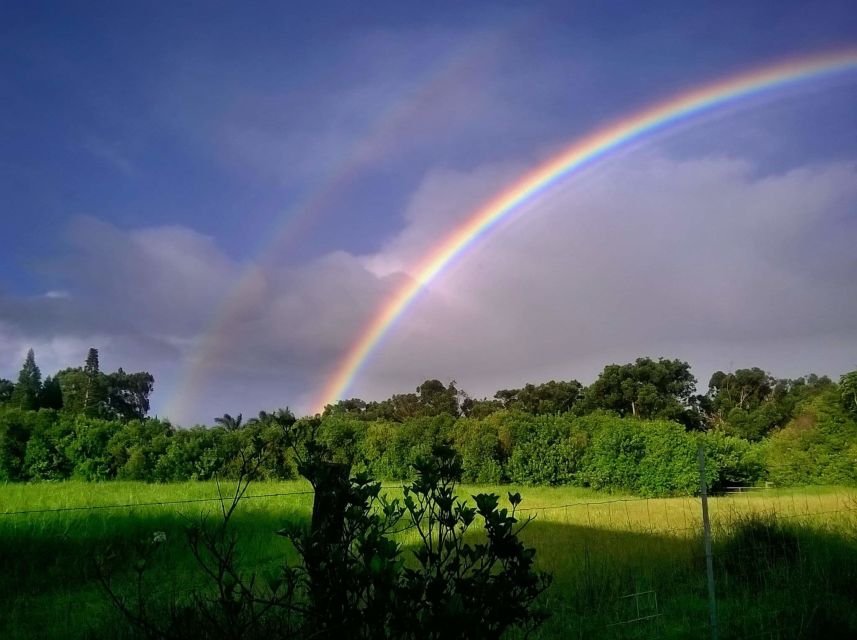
[315,48,857,411]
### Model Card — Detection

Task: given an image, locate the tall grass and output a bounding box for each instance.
[1,482,854,638]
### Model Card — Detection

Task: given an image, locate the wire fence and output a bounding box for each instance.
[0,489,317,516]
[1,469,856,639]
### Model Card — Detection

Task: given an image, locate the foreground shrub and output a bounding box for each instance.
[100,442,551,639]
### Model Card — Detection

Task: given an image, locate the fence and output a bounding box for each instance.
[1,464,856,639]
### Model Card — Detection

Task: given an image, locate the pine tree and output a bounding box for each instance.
[11,349,42,410]
[82,347,105,416]
[84,348,100,377]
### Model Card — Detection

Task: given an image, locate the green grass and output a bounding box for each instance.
[1,482,855,639]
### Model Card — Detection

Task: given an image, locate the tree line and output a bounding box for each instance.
[1,348,153,420]
[1,349,856,494]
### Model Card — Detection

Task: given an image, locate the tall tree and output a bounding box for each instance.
[580,357,699,427]
[82,347,106,416]
[10,349,41,410]
[416,379,461,417]
[708,368,773,412]
[56,367,88,414]
[706,369,832,439]
[84,347,100,377]
[494,380,582,415]
[105,369,154,420]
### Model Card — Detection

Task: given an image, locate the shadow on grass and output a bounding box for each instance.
[2,503,856,639]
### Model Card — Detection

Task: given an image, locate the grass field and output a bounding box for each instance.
[1,481,856,639]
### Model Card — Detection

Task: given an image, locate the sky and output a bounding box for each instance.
[1,1,856,425]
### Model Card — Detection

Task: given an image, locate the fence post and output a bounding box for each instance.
[698,443,719,640]
[305,461,352,626]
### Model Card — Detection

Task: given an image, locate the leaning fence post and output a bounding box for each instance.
[698,443,719,640]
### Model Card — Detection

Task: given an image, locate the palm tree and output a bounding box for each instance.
[214,412,243,431]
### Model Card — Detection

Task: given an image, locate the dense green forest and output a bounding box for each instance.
[1,348,856,495]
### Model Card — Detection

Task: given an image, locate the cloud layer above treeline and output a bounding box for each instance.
[2,152,856,424]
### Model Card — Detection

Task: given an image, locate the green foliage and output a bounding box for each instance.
[699,430,765,490]
[360,414,455,479]
[841,370,857,419]
[494,379,582,415]
[11,349,42,410]
[0,378,13,403]
[706,369,834,440]
[316,413,365,465]
[22,410,71,480]
[63,415,124,480]
[450,416,504,483]
[415,378,461,417]
[719,403,787,441]
[37,376,64,410]
[104,369,154,420]
[55,368,89,414]
[578,357,701,428]
[459,396,503,418]
[506,413,587,486]
[1,352,853,494]
[55,349,153,420]
[581,415,713,496]
[154,426,221,481]
[324,379,462,422]
[763,388,857,486]
[0,407,39,480]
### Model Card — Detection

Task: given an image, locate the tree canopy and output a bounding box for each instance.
[2,347,853,494]
[3,348,153,421]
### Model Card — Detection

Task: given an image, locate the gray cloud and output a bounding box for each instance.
[352,154,857,401]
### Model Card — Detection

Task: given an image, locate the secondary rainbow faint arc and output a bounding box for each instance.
[164,25,536,422]
[315,48,857,411]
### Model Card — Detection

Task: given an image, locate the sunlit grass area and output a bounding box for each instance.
[2,482,855,638]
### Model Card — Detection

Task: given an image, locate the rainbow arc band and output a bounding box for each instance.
[315,49,857,412]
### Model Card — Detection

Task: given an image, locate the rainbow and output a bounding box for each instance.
[315,48,857,411]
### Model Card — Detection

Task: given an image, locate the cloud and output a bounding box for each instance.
[2,153,856,423]
[350,154,857,400]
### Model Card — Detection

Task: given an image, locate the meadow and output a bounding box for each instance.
[1,481,856,639]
